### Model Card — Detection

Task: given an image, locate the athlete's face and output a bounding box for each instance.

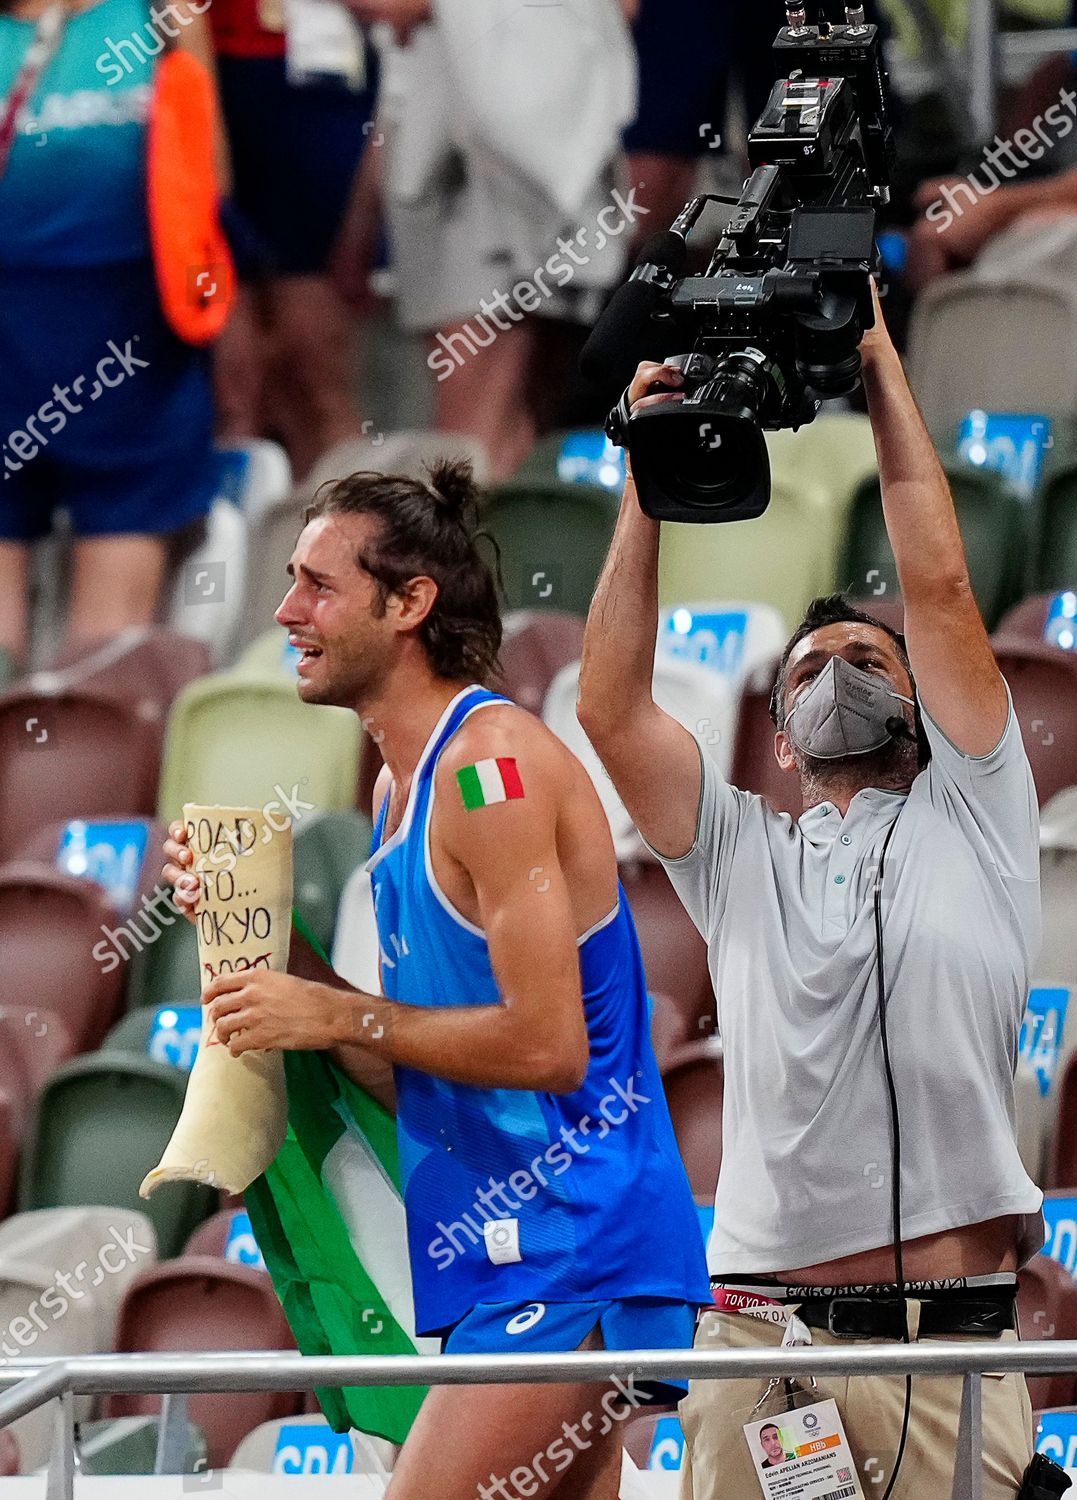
[276,513,400,708]
[761,1428,784,1463]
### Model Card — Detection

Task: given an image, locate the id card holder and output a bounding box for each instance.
[742,1395,865,1499]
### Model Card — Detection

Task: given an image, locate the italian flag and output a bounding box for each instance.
[244,911,433,1444]
[456,757,525,810]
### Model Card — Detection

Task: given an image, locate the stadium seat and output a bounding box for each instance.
[1048,1052,1077,1189]
[661,1038,724,1199]
[183,1207,264,1266]
[1035,461,1077,594]
[728,657,803,819]
[511,429,626,492]
[480,483,616,615]
[621,1409,683,1472]
[990,639,1077,805]
[293,809,374,956]
[650,991,714,1073]
[620,864,714,1036]
[19,1053,216,1257]
[0,865,125,1049]
[220,439,294,529]
[331,866,381,993]
[1015,1057,1048,1185]
[12,816,168,920]
[0,1256,99,1470]
[997,594,1061,643]
[40,627,212,718]
[908,274,1077,435]
[656,601,787,691]
[303,431,492,498]
[1017,1253,1077,1410]
[124,908,202,1010]
[0,1090,19,1214]
[107,1258,302,1467]
[74,1415,207,1478]
[543,656,736,861]
[156,674,362,823]
[0,1006,75,1113]
[767,411,880,520]
[0,688,162,863]
[166,498,250,668]
[493,610,587,716]
[235,627,302,682]
[228,1413,396,1475]
[0,1206,157,1351]
[842,466,1029,629]
[656,418,871,626]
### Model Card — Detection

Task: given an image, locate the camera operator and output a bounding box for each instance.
[577,286,1044,1500]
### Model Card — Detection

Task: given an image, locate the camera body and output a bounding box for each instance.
[599,9,895,524]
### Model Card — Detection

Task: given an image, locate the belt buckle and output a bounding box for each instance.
[826,1295,885,1339]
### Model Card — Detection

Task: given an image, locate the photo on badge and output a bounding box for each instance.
[741,1398,865,1499]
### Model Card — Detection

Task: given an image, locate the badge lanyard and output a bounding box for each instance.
[0,2,67,182]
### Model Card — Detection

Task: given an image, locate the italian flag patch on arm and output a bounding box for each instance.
[456,758,525,810]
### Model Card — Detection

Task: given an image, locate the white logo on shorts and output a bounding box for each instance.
[505,1303,546,1335]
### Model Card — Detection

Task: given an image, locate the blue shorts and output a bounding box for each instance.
[443,1296,698,1404]
[0,261,217,541]
[217,54,378,277]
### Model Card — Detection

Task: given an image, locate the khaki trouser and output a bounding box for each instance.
[679,1305,1033,1500]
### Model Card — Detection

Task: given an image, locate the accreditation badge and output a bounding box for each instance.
[743,1398,865,1500]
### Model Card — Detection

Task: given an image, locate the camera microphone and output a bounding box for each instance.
[579,231,688,395]
[885,716,916,743]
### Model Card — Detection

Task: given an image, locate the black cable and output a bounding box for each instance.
[873,816,912,1500]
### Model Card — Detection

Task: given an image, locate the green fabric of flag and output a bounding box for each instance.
[243,908,426,1443]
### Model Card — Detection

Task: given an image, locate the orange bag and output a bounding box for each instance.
[147,47,236,346]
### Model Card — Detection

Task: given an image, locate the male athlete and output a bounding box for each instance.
[163,460,709,1500]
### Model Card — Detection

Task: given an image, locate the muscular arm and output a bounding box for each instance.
[210,723,591,1091]
[860,295,1008,755]
[327,725,589,1091]
[576,361,702,859]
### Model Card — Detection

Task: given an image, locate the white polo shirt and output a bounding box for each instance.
[650,684,1046,1274]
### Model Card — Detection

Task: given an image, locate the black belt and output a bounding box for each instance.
[796,1291,1016,1340]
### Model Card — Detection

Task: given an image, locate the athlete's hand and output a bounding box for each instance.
[162,821,200,925]
[204,971,351,1055]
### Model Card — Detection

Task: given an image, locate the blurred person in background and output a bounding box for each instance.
[209,0,380,479]
[906,45,1077,289]
[0,0,224,669]
[342,0,638,479]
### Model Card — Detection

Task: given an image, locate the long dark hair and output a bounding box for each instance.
[305,459,503,683]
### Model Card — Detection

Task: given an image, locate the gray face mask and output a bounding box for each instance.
[786,653,915,760]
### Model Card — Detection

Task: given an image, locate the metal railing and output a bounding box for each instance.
[0,1340,1074,1500]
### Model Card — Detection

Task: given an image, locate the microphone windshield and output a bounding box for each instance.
[635,231,687,275]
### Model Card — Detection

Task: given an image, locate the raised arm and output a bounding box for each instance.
[576,360,703,859]
[860,288,1008,755]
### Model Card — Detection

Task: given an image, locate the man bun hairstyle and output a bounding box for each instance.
[305,458,503,683]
